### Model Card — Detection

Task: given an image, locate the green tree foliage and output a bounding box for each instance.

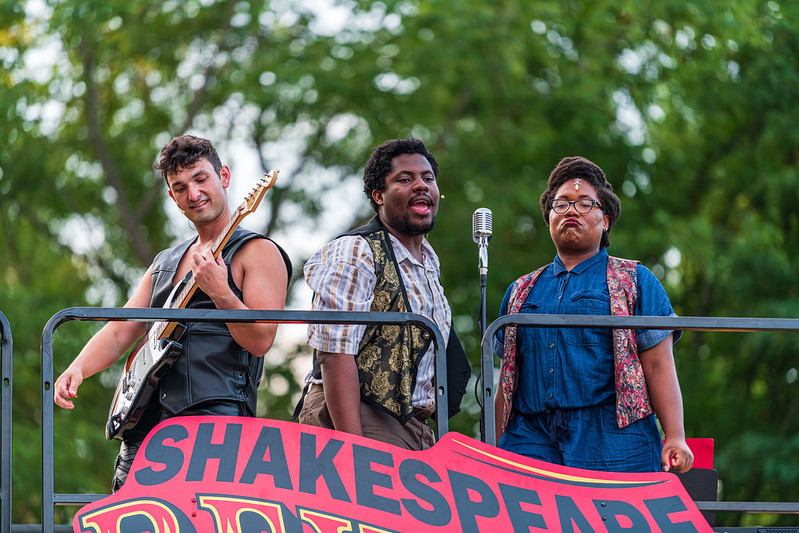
[2,0,798,526]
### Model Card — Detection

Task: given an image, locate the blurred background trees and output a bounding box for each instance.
[2,0,798,526]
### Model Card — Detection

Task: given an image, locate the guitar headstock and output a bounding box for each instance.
[239,170,278,216]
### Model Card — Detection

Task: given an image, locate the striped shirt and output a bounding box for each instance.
[304,233,452,410]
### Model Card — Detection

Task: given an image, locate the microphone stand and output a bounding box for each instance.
[477,243,495,445]
[473,208,494,445]
[478,254,488,340]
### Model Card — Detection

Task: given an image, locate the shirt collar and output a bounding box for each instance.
[553,248,608,276]
[387,232,439,271]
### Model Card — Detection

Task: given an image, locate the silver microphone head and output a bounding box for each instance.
[473,208,493,245]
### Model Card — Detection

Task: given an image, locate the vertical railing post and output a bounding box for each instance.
[0,312,12,533]
[40,312,59,533]
[479,331,496,447]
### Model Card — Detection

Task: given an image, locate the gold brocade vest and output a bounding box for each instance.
[355,222,433,424]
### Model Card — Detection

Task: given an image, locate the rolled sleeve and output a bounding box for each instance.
[305,236,376,354]
[635,312,681,352]
[634,265,682,351]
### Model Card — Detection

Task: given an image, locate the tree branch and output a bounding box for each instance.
[79,39,155,265]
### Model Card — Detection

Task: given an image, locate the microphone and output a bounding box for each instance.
[472,208,492,275]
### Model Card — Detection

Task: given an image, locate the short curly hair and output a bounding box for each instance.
[363,138,439,212]
[539,156,621,249]
[155,134,223,183]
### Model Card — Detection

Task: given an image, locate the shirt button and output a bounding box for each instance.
[550,344,554,348]
[549,368,554,373]
[548,393,553,399]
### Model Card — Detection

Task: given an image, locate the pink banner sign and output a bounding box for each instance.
[74,416,711,532]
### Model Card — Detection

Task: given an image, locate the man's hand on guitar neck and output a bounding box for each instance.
[190,250,233,306]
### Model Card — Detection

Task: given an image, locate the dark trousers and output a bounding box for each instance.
[112,400,246,492]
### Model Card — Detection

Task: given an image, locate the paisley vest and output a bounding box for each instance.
[499,255,651,431]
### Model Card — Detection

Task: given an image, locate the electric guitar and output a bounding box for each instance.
[105,170,278,440]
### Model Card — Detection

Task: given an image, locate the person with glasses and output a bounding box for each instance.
[493,156,693,474]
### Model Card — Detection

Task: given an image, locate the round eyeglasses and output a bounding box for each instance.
[550,199,603,214]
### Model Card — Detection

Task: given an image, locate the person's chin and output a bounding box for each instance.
[389,212,436,236]
[413,217,435,235]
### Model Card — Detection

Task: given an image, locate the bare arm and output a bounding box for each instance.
[316,351,363,436]
[53,268,152,409]
[191,238,288,356]
[639,333,694,473]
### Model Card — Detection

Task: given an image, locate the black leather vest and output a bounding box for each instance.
[150,227,291,416]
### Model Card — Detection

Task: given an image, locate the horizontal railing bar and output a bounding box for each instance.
[695,501,799,514]
[53,494,105,505]
[485,314,799,333]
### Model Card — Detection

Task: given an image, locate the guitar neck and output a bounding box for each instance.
[153,212,246,340]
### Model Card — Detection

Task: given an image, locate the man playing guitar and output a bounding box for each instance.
[53,134,291,491]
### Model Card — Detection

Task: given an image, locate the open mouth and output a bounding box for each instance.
[410,197,432,215]
[190,199,209,210]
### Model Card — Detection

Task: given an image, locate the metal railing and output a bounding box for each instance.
[0,312,12,533]
[21,309,799,528]
[479,314,799,522]
[40,307,448,533]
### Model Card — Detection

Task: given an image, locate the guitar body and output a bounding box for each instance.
[106,327,186,440]
[104,170,279,441]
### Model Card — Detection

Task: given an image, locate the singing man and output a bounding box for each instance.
[297,138,471,450]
